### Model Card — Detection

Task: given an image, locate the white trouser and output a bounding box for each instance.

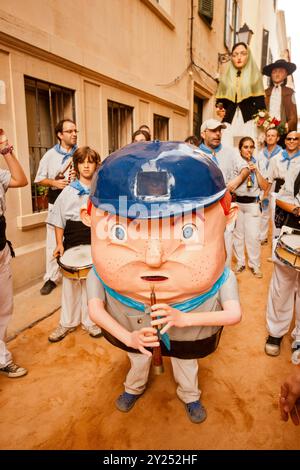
[60,277,94,328]
[0,244,13,367]
[260,200,270,241]
[233,202,261,269]
[266,260,300,340]
[224,221,235,268]
[44,204,61,283]
[124,352,200,403]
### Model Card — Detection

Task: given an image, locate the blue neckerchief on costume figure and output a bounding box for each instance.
[54,144,78,164]
[92,266,230,351]
[263,145,282,170]
[199,143,222,166]
[249,157,256,185]
[281,149,300,170]
[70,179,90,196]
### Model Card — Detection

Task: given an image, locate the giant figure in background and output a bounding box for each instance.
[263,59,297,144]
[216,42,265,148]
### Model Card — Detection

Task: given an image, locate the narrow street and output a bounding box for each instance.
[0,241,299,450]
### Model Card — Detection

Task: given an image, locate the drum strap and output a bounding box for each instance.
[0,215,6,251]
[0,215,15,256]
[63,220,91,251]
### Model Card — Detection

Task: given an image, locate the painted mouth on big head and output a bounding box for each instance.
[141,275,168,282]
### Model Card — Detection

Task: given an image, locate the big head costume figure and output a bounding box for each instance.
[83,141,241,356]
[83,141,241,422]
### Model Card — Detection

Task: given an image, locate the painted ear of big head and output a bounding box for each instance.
[89,141,231,303]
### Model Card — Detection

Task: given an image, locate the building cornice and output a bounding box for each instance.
[0,30,188,114]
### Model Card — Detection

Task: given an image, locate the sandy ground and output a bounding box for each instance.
[0,242,299,450]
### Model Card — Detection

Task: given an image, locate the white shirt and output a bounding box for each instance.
[200,145,248,185]
[0,169,11,216]
[277,161,300,206]
[48,184,90,229]
[34,146,72,182]
[269,85,282,121]
[267,151,296,183]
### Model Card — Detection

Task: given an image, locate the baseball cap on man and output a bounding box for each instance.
[200,119,227,133]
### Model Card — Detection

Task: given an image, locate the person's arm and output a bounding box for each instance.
[1,149,28,188]
[150,299,241,335]
[53,226,65,258]
[227,167,249,193]
[39,177,68,190]
[248,162,269,191]
[276,198,300,215]
[88,298,159,356]
[279,366,300,425]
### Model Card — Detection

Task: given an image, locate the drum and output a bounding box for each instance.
[57,245,92,279]
[275,229,300,271]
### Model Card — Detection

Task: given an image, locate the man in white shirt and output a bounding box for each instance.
[256,128,282,244]
[34,119,78,295]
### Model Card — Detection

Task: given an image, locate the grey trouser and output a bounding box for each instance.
[124,352,201,404]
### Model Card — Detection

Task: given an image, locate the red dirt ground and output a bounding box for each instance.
[0,243,299,450]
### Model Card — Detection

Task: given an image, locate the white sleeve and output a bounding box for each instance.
[0,169,11,191]
[48,192,66,228]
[234,152,248,174]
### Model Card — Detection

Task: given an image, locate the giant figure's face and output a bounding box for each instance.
[271,67,288,85]
[90,202,227,303]
[231,44,248,70]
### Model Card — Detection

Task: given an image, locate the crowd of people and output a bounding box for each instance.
[0,43,299,427]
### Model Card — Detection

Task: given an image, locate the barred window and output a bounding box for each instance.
[24,76,75,213]
[153,114,169,140]
[108,100,133,154]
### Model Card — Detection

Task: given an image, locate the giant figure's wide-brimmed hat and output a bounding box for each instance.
[263,59,296,77]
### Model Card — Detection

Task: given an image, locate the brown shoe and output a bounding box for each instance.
[0,361,28,378]
[40,280,57,295]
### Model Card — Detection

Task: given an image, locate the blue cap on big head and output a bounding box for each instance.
[90,141,226,219]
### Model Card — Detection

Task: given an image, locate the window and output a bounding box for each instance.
[24,76,75,213]
[224,0,240,51]
[198,0,214,26]
[153,114,169,140]
[108,100,133,154]
[193,96,203,140]
[261,29,269,71]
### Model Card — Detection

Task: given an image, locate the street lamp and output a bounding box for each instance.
[237,23,254,46]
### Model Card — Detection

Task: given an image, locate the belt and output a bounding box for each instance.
[236,195,259,204]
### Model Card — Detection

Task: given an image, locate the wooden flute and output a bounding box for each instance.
[150,285,164,375]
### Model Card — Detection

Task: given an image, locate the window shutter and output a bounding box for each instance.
[198,0,214,25]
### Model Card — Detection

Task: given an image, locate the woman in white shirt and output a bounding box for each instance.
[233,137,268,278]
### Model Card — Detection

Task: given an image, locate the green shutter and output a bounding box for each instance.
[198,0,214,24]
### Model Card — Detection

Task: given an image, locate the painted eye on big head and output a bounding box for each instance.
[110,224,127,241]
[182,223,197,240]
